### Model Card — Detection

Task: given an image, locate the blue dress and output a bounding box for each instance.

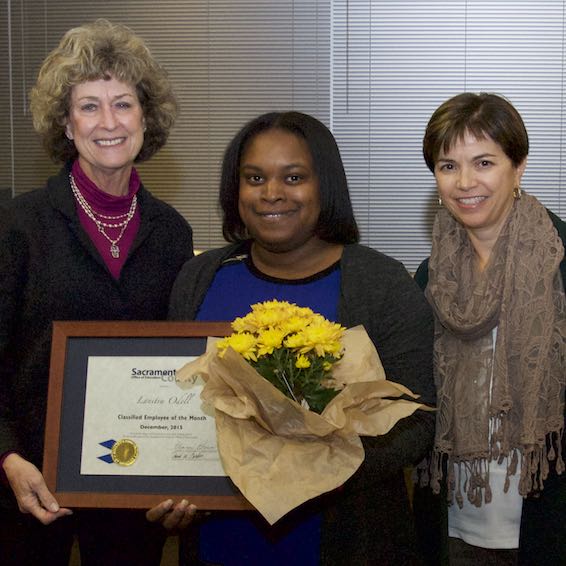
[196,255,340,566]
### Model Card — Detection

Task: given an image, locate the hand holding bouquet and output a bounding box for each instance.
[177,300,431,524]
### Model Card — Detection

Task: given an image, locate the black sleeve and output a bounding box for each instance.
[341,252,436,482]
[414,257,430,291]
[0,207,27,455]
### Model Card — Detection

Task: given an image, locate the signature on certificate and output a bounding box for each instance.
[172,441,218,461]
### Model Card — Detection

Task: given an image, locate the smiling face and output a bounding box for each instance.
[435,132,526,242]
[65,76,144,191]
[238,128,322,255]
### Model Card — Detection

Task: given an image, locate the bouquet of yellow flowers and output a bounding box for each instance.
[176,299,431,524]
[215,300,344,414]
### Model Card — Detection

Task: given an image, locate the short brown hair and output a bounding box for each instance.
[423,92,529,172]
[30,19,177,163]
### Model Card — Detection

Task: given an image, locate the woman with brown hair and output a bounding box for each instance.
[416,92,566,564]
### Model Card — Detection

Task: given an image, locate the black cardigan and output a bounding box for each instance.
[0,165,194,510]
[413,209,566,566]
[170,242,436,564]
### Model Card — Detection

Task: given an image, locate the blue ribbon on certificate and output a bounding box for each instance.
[97,439,116,464]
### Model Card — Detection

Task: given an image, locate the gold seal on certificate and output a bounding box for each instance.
[111,439,138,466]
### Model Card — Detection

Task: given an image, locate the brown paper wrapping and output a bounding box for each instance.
[176,325,431,524]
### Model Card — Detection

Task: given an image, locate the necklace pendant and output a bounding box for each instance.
[110,244,120,259]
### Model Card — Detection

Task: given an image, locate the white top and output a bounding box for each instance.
[448,328,523,549]
[448,458,522,548]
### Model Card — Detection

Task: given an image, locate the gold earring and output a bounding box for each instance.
[438,196,443,206]
[513,186,522,199]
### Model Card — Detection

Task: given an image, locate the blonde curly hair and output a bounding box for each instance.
[30,19,177,163]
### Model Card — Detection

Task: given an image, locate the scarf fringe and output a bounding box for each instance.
[425,427,564,507]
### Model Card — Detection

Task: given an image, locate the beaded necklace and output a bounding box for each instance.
[69,173,137,259]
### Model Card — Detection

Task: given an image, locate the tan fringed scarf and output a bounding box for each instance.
[426,193,566,508]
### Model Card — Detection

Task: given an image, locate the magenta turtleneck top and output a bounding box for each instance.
[71,160,141,279]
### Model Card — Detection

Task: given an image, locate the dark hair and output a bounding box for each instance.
[30,19,176,163]
[220,111,359,244]
[423,92,529,172]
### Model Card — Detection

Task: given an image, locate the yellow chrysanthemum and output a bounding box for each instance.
[256,328,286,357]
[216,300,345,412]
[280,315,309,335]
[283,332,307,350]
[217,333,257,361]
[252,308,286,330]
[252,299,293,312]
[295,306,316,319]
[232,315,258,333]
[294,320,345,357]
[295,354,311,369]
[247,300,317,332]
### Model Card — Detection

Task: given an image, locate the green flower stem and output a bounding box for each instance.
[252,348,339,414]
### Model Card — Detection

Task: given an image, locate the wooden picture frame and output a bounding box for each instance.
[43,320,252,510]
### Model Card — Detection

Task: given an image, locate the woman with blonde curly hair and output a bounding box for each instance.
[0,19,195,565]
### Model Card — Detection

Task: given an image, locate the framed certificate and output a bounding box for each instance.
[43,320,252,510]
